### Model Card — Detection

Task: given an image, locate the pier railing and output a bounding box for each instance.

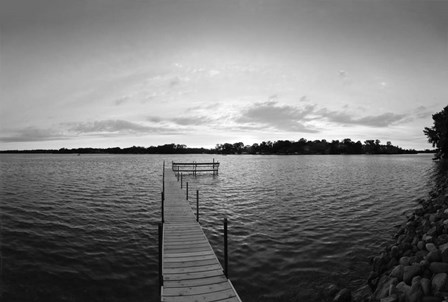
[172,160,219,176]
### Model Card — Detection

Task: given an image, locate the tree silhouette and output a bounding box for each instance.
[424,105,448,159]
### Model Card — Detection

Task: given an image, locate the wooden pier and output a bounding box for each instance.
[160,163,241,302]
[172,160,219,176]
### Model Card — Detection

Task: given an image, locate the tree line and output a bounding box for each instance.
[215,139,418,155]
[1,139,421,155]
[0,144,212,154]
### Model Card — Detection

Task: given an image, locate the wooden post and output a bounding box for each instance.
[224,218,228,278]
[213,158,215,176]
[196,190,199,222]
[186,182,189,200]
[181,173,183,189]
[158,223,163,291]
[177,166,180,181]
[161,191,164,223]
[162,161,165,195]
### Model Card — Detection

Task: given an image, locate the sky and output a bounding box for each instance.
[1,0,447,150]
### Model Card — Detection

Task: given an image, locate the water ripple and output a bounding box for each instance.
[0,154,441,302]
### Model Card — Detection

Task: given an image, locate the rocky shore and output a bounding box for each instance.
[329,176,448,302]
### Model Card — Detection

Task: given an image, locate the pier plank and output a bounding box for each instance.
[161,168,240,302]
[163,275,228,288]
[162,282,232,296]
[163,263,223,274]
[161,288,237,302]
[163,258,219,268]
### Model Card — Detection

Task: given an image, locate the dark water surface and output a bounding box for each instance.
[0,154,443,301]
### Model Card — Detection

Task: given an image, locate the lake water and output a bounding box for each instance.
[1,153,445,302]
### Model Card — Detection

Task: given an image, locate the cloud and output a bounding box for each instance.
[170,116,212,126]
[148,114,214,127]
[0,127,67,142]
[114,96,129,106]
[185,103,222,112]
[0,119,182,143]
[414,106,433,119]
[318,109,407,127]
[169,77,180,87]
[236,101,318,133]
[148,116,163,123]
[70,119,173,134]
[235,100,409,132]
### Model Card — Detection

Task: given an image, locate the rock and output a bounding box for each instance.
[372,254,389,273]
[407,281,423,302]
[368,271,379,291]
[422,268,433,279]
[403,249,413,257]
[418,241,426,250]
[436,234,448,245]
[429,262,448,274]
[333,288,352,302]
[417,250,429,260]
[412,276,422,285]
[390,265,404,281]
[387,257,399,269]
[391,246,400,259]
[425,235,434,243]
[351,285,371,302]
[423,258,431,265]
[400,257,411,266]
[430,214,437,223]
[427,250,442,262]
[431,273,448,294]
[396,281,411,298]
[421,278,432,296]
[374,276,397,300]
[427,243,438,252]
[412,236,419,247]
[404,265,422,285]
[380,295,398,302]
[427,226,438,237]
[439,243,448,263]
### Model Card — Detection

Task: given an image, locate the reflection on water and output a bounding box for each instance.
[428,159,448,199]
[0,154,444,302]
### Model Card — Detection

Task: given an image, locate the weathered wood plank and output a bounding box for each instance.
[164,247,211,254]
[163,258,219,268]
[163,275,228,288]
[161,288,236,302]
[163,263,223,274]
[163,254,218,263]
[164,234,206,239]
[163,269,225,281]
[164,238,208,244]
[162,281,232,296]
[164,238,207,244]
[164,250,215,258]
[164,243,210,249]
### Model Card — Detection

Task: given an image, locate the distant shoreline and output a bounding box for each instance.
[0,149,435,155]
[0,139,435,155]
